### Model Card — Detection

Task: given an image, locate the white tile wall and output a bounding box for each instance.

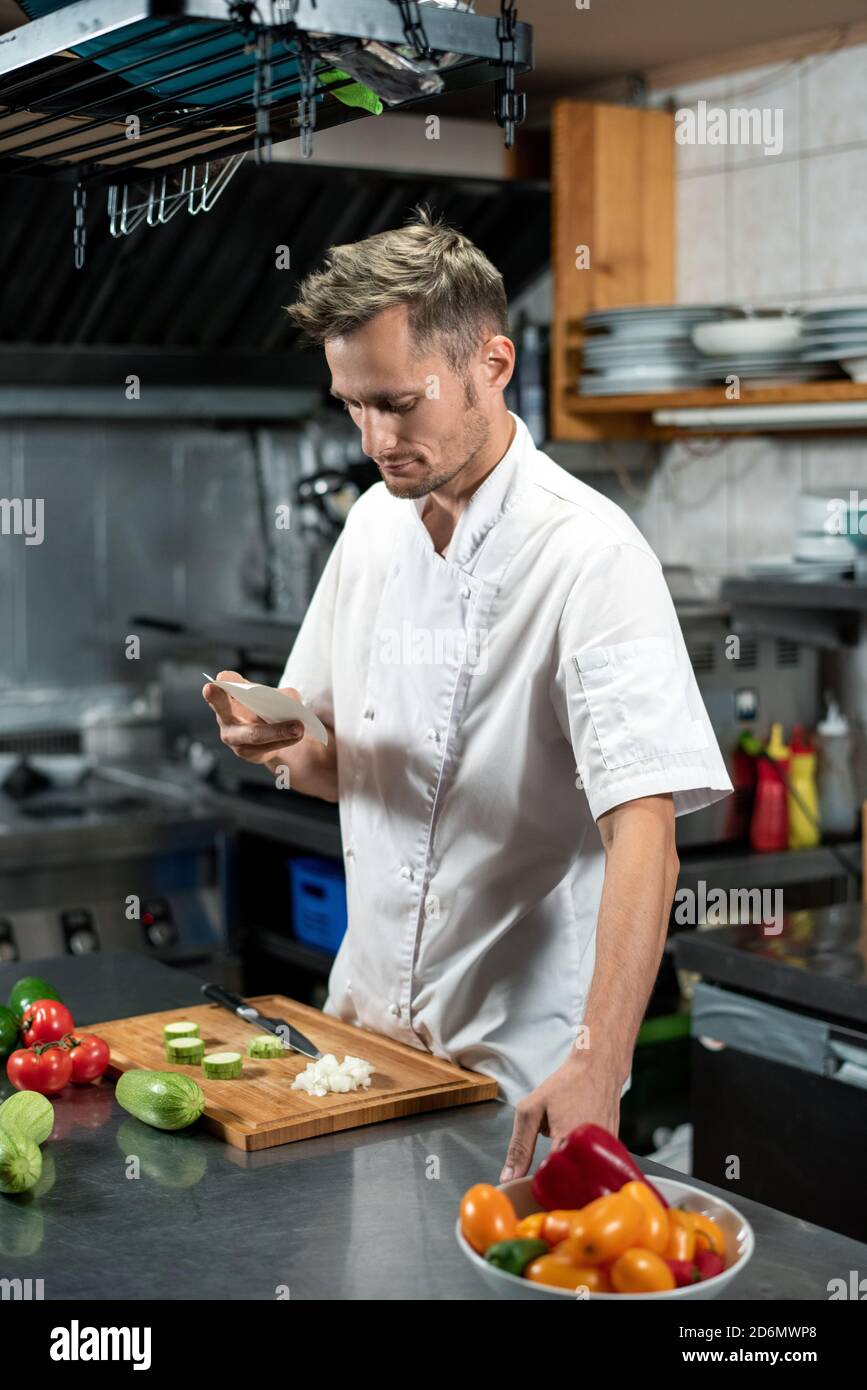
[649,41,867,578]
[804,148,867,296]
[730,159,800,302]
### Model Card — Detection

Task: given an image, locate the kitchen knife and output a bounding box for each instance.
[201,984,322,1060]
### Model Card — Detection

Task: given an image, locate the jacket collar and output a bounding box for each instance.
[409,411,529,569]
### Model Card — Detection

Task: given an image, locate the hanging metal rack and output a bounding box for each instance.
[0,0,531,264]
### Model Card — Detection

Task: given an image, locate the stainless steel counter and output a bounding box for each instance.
[0,952,864,1301]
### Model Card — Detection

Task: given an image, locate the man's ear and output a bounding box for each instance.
[480,334,515,392]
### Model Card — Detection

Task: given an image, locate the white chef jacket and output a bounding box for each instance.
[280,411,732,1105]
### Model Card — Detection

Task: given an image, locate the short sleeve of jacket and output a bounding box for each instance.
[550,542,733,822]
[278,530,344,728]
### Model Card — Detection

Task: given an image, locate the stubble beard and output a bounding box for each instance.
[379,402,492,501]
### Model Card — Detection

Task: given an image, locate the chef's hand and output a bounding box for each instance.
[202,669,306,765]
[499,1052,622,1183]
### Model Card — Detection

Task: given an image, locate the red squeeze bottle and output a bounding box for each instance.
[749,723,790,853]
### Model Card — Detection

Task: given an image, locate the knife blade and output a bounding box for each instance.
[201,984,322,1060]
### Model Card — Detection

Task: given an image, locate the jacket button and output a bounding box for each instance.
[388,1002,400,1017]
[399,865,413,880]
[461,584,471,599]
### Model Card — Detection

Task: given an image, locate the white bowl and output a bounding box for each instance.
[842,356,867,383]
[456,1175,754,1300]
[692,318,802,356]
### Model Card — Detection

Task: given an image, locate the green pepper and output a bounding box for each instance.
[484,1238,549,1276]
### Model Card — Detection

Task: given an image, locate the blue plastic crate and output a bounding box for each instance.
[288,856,347,954]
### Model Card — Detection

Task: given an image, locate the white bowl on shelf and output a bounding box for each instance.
[456,1174,754,1301]
[692,318,802,356]
[842,356,867,382]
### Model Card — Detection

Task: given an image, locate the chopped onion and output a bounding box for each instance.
[291,1053,375,1096]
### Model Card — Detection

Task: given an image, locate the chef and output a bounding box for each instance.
[204,208,731,1180]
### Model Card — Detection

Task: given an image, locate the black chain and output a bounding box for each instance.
[253,27,274,163]
[73,181,87,270]
[392,0,432,60]
[296,39,317,159]
[494,0,525,149]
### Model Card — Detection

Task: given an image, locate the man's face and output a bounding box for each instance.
[325,304,493,499]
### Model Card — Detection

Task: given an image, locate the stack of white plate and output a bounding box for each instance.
[579,304,735,395]
[800,307,867,382]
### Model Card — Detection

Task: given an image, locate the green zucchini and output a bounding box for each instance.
[202,1052,243,1080]
[248,1035,284,1059]
[163,1021,200,1042]
[0,1091,55,1146]
[115,1070,205,1131]
[0,1126,43,1195]
[165,1037,205,1065]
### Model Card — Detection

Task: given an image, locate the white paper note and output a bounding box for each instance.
[203,675,328,745]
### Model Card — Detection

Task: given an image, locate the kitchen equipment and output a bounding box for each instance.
[289,856,348,952]
[692,316,802,356]
[579,304,739,396]
[80,688,164,764]
[201,982,321,1059]
[788,726,820,850]
[675,905,867,1242]
[89,995,498,1150]
[816,697,858,838]
[749,723,790,854]
[456,1175,754,1300]
[0,761,227,964]
[842,356,867,383]
[799,308,867,367]
[673,598,820,849]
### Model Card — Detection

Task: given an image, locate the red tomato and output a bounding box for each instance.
[63,1033,110,1083]
[21,999,75,1046]
[7,1044,73,1095]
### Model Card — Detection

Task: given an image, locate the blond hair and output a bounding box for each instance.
[284,206,509,372]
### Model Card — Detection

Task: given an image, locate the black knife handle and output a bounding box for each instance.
[202,983,246,1013]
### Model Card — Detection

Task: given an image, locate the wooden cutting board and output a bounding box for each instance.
[91,995,499,1151]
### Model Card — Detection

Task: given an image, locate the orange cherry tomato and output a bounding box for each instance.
[459,1184,517,1255]
[541,1210,583,1245]
[620,1179,670,1255]
[525,1255,610,1291]
[610,1247,677,1294]
[665,1209,696,1262]
[566,1192,644,1266]
[692,1211,726,1257]
[515,1212,548,1241]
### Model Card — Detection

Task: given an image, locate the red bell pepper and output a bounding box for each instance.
[530,1123,669,1211]
[666,1259,700,1288]
[694,1249,725,1282]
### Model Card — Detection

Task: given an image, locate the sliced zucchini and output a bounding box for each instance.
[248,1035,284,1059]
[164,1021,200,1041]
[202,1052,243,1080]
[165,1037,205,1065]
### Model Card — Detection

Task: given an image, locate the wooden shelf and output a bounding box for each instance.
[548,102,867,443]
[559,379,867,441]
